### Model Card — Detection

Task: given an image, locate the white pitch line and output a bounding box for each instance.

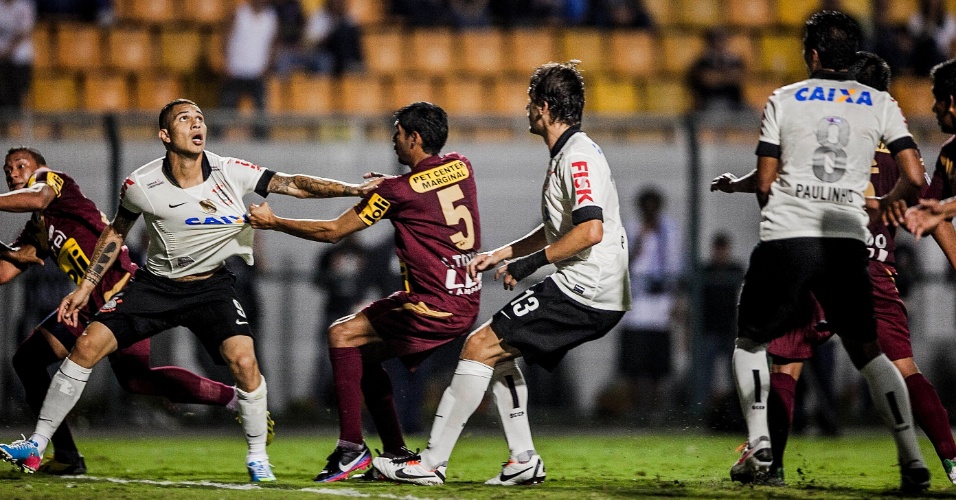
[78,476,434,499]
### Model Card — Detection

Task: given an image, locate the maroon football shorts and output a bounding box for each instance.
[363,291,478,369]
[767,261,911,361]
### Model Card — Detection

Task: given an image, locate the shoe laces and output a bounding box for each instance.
[9,435,35,449]
[391,452,423,465]
[249,460,272,475]
[376,446,420,460]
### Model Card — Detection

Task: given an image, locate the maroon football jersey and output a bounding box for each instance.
[926,136,956,202]
[353,153,481,318]
[866,149,901,265]
[13,168,137,311]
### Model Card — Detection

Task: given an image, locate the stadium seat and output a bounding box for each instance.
[659,31,705,75]
[392,76,437,110]
[175,0,233,25]
[460,29,505,76]
[776,0,818,27]
[288,73,334,114]
[348,0,386,25]
[106,27,155,73]
[726,0,772,28]
[362,29,402,76]
[728,33,756,71]
[123,0,176,25]
[81,73,131,111]
[31,72,79,111]
[133,74,183,111]
[440,76,488,115]
[54,22,102,71]
[204,31,226,73]
[504,29,558,76]
[891,76,934,119]
[757,33,805,77]
[490,76,530,115]
[266,76,285,113]
[608,30,656,78]
[159,28,204,74]
[673,0,723,28]
[888,0,918,24]
[641,0,672,27]
[589,76,641,115]
[31,24,54,70]
[840,0,873,23]
[559,29,605,70]
[410,29,454,76]
[336,74,386,115]
[644,78,691,115]
[743,78,783,111]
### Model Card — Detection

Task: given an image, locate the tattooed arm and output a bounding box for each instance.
[266,172,382,199]
[57,210,138,327]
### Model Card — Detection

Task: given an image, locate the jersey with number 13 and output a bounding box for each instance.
[757,73,915,243]
[352,153,481,317]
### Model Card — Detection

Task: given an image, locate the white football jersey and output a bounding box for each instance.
[757,74,914,242]
[119,151,270,278]
[541,129,630,311]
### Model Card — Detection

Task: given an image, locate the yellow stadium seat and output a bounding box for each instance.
[337,74,386,115]
[81,73,131,111]
[777,0,817,28]
[391,75,437,109]
[32,72,79,111]
[266,76,285,113]
[888,0,918,24]
[744,78,783,111]
[642,0,672,27]
[159,28,203,73]
[176,0,233,25]
[608,30,656,77]
[589,76,641,114]
[204,31,226,73]
[133,74,183,111]
[726,0,772,28]
[727,33,756,71]
[673,0,723,28]
[758,33,805,77]
[490,76,529,114]
[107,27,155,73]
[349,0,386,25]
[288,73,335,114]
[891,76,935,119]
[411,29,454,76]
[125,0,176,24]
[362,29,402,76]
[644,78,691,114]
[559,29,605,70]
[32,24,54,70]
[659,31,705,75]
[440,76,488,115]
[505,29,559,76]
[840,0,873,22]
[55,23,102,71]
[460,29,505,76]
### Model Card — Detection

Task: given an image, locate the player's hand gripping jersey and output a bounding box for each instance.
[118,152,273,279]
[542,129,629,311]
[757,73,916,242]
[13,168,136,311]
[353,153,481,317]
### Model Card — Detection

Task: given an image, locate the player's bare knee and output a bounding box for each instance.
[70,325,117,368]
[892,357,920,378]
[461,326,504,364]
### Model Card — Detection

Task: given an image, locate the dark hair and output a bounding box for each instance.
[393,101,448,155]
[931,58,956,101]
[528,61,585,126]
[636,187,663,210]
[804,10,861,70]
[6,147,47,166]
[849,51,891,91]
[159,98,199,130]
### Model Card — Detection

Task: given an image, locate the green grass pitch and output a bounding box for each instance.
[1,430,955,499]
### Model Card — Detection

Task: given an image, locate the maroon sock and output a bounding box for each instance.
[361,362,406,454]
[906,373,956,461]
[110,340,235,406]
[330,347,365,445]
[769,373,797,471]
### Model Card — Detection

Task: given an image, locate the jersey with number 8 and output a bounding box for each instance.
[353,153,481,317]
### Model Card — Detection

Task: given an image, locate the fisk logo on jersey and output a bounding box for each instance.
[359,193,391,226]
[185,215,245,225]
[571,161,594,204]
[795,86,873,106]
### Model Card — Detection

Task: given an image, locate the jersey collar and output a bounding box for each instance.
[810,69,851,81]
[162,152,212,188]
[550,125,581,158]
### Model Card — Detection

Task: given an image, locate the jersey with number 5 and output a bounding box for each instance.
[352,153,481,318]
[756,73,916,243]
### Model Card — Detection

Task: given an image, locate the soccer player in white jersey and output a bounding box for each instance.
[0,99,379,482]
[371,61,630,486]
[727,11,930,492]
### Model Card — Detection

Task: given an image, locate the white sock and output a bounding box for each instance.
[860,354,924,466]
[420,359,493,470]
[32,358,92,455]
[732,343,770,444]
[237,375,269,462]
[491,360,535,461]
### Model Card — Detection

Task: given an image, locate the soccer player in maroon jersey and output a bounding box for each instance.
[0,147,252,474]
[248,101,482,482]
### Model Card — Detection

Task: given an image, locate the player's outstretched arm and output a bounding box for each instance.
[929,216,956,270]
[248,201,365,243]
[711,169,758,194]
[495,221,602,291]
[906,198,954,239]
[0,243,44,280]
[0,182,56,212]
[266,172,382,199]
[755,156,779,208]
[58,210,137,327]
[467,224,546,279]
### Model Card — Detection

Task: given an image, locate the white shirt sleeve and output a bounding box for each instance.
[562,151,608,213]
[758,91,781,146]
[119,176,147,214]
[223,157,268,195]
[880,95,913,146]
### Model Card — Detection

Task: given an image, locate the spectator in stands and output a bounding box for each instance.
[907,0,956,75]
[297,0,363,75]
[591,0,654,29]
[870,0,915,75]
[220,0,278,139]
[271,0,306,75]
[35,0,112,24]
[688,27,746,112]
[392,0,452,26]
[449,0,493,29]
[0,0,35,114]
